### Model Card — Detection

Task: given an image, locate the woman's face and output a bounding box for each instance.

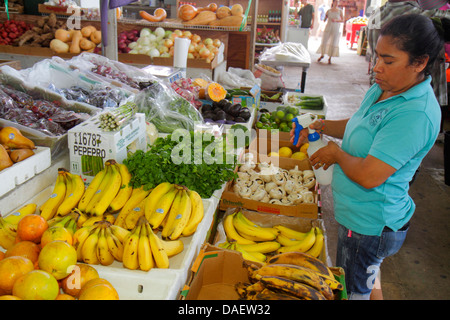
[373,35,428,96]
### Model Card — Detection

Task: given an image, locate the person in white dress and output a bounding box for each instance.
[317,0,344,64]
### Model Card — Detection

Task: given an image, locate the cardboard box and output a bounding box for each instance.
[68,113,147,184]
[229,85,261,109]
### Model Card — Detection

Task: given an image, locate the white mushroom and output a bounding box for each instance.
[289,165,303,178]
[250,187,267,201]
[287,193,303,205]
[235,178,250,187]
[280,197,292,206]
[239,161,256,173]
[248,179,264,192]
[238,186,252,199]
[303,170,315,180]
[272,171,288,185]
[237,171,250,181]
[295,185,310,194]
[284,180,298,195]
[264,181,278,193]
[303,176,316,189]
[261,193,271,203]
[301,191,314,203]
[269,199,283,205]
[269,187,285,199]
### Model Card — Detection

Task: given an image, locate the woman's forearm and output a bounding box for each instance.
[322,119,348,139]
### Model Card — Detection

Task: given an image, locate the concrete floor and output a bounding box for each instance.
[280,35,450,300]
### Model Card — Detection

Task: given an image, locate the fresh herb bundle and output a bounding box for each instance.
[124,131,238,198]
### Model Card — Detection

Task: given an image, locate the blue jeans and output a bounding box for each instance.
[336,223,409,300]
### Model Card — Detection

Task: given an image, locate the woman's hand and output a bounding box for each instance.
[309,140,340,170]
[289,120,324,148]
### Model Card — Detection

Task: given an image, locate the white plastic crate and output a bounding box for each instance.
[0,146,51,198]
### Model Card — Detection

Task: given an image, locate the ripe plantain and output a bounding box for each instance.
[259,276,327,300]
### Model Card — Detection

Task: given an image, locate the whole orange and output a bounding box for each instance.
[78,283,119,300]
[61,263,99,297]
[17,214,48,244]
[13,270,59,300]
[40,226,73,248]
[38,240,77,280]
[0,251,4,261]
[55,293,76,300]
[5,241,41,265]
[0,256,34,294]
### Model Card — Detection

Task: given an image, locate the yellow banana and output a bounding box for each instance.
[78,167,107,212]
[97,227,115,266]
[108,163,133,212]
[306,227,324,258]
[266,251,343,291]
[114,186,150,228]
[81,216,104,227]
[124,198,147,230]
[223,213,256,245]
[90,160,122,217]
[72,225,95,261]
[57,172,85,217]
[0,218,17,250]
[181,189,204,237]
[238,241,281,254]
[104,213,116,225]
[72,208,89,228]
[258,276,327,300]
[3,203,37,225]
[233,211,278,242]
[81,226,101,264]
[160,189,182,239]
[109,224,131,243]
[274,225,308,240]
[239,212,279,237]
[137,222,154,271]
[147,224,169,268]
[39,170,67,220]
[105,227,124,262]
[147,186,178,229]
[65,217,78,236]
[276,234,306,247]
[159,235,184,257]
[144,182,174,222]
[62,171,72,202]
[233,243,266,263]
[85,165,113,215]
[168,188,192,240]
[276,227,316,254]
[251,264,334,300]
[122,224,141,270]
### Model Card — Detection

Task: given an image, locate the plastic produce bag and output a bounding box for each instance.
[170,78,202,109]
[134,81,203,133]
[259,42,311,64]
[218,67,262,89]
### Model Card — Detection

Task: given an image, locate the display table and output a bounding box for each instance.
[345,23,366,49]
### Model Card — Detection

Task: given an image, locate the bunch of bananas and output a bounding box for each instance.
[235,251,343,300]
[221,211,325,263]
[115,182,204,240]
[73,220,131,266]
[122,216,184,271]
[0,203,37,250]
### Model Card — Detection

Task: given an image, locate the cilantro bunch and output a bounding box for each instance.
[124,131,238,198]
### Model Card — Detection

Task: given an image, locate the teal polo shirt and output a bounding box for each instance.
[332,76,441,236]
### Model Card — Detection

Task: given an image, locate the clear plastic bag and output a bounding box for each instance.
[217,67,262,89]
[259,42,311,64]
[134,81,203,133]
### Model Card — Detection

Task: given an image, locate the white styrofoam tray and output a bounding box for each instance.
[0,146,51,198]
[0,181,224,300]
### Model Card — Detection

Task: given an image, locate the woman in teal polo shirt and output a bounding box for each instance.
[291,14,444,299]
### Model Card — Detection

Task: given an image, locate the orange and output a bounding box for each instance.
[40,226,73,248]
[38,240,77,280]
[78,282,119,300]
[0,256,34,294]
[12,270,59,300]
[0,251,4,261]
[0,295,21,300]
[61,263,99,297]
[4,240,41,265]
[55,293,76,300]
[17,214,48,244]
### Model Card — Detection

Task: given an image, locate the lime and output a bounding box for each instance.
[285,113,294,122]
[276,110,285,120]
[289,107,299,116]
[256,121,263,129]
[279,122,288,131]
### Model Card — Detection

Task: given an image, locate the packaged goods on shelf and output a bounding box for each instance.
[67,113,147,184]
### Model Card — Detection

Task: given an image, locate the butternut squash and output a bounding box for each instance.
[49,39,70,53]
[216,6,231,19]
[55,29,74,43]
[206,82,227,102]
[139,8,167,22]
[69,30,83,54]
[178,4,198,21]
[184,10,217,25]
[231,4,244,16]
[80,38,96,51]
[81,25,97,38]
[90,30,102,44]
[209,15,243,27]
[197,3,218,12]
